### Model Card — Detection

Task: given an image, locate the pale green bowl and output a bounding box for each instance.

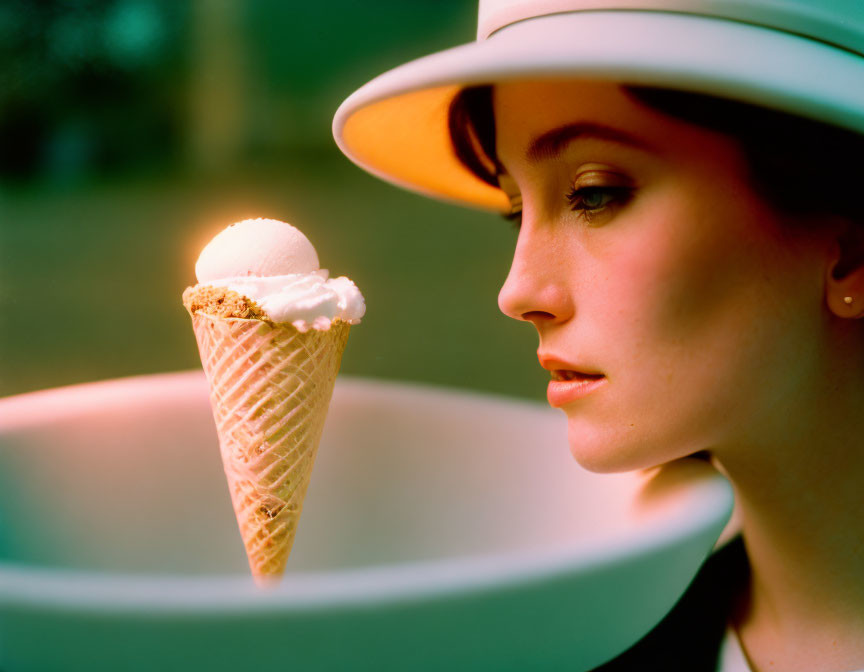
[0,372,732,671]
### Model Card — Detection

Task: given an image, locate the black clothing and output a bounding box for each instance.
[592,535,750,671]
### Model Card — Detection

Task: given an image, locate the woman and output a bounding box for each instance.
[334,2,864,670]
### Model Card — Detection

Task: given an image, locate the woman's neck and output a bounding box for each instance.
[715,383,864,672]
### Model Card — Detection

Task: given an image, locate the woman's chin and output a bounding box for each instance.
[566,422,671,474]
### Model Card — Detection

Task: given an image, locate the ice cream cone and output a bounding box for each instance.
[189,310,350,585]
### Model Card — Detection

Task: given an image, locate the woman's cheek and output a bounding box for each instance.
[617,193,747,343]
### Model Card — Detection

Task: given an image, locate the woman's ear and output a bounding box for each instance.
[825,221,864,319]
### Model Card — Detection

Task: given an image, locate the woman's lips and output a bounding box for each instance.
[546,370,607,407]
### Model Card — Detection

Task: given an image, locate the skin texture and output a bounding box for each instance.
[493,80,864,672]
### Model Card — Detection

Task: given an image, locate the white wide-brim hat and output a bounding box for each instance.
[333,0,864,213]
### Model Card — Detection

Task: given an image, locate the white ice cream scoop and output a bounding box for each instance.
[195,218,320,282]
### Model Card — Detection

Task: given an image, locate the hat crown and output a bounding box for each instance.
[478,0,864,54]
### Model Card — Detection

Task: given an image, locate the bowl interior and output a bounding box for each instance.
[0,372,715,577]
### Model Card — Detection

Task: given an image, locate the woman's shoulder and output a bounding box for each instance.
[590,535,749,672]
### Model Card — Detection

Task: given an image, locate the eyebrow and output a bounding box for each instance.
[525,122,655,163]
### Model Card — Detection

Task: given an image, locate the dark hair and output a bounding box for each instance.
[448,84,864,225]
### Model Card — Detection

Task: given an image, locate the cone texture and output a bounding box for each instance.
[190,311,350,584]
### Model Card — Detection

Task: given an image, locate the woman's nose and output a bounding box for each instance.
[497,226,574,326]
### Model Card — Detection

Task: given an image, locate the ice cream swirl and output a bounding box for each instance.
[202,270,365,331]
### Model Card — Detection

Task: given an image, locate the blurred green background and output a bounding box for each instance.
[0,0,544,402]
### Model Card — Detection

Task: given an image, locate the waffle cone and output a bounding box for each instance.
[189,311,350,585]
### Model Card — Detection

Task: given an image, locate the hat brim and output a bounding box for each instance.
[333,10,864,213]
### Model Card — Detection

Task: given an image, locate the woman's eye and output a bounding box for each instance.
[500,184,631,230]
[565,186,633,221]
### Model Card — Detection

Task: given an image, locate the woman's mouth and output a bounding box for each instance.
[547,370,607,407]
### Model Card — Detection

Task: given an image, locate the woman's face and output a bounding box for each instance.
[494,80,833,472]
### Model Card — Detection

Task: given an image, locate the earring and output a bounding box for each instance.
[843,296,854,305]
